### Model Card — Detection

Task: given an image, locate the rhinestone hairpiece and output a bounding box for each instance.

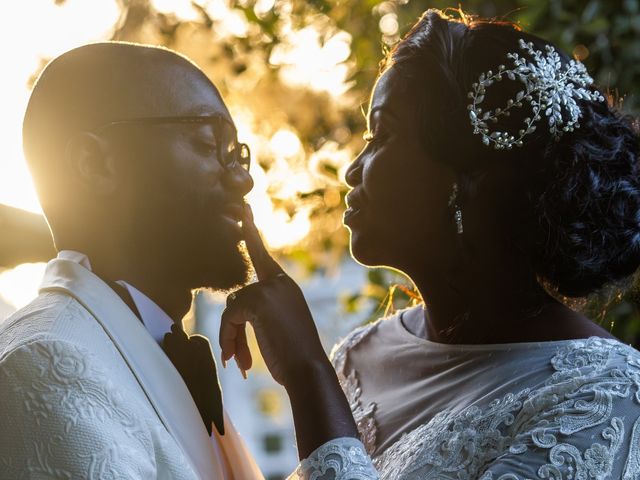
[467,38,606,150]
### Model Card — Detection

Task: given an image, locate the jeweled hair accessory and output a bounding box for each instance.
[467,38,605,150]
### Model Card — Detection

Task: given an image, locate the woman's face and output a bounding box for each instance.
[344,67,457,270]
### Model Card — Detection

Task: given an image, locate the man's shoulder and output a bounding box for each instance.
[0,291,95,361]
[0,291,153,418]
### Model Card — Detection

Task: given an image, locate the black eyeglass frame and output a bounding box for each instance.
[91,115,251,172]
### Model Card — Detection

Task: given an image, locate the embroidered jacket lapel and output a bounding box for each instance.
[39,258,223,479]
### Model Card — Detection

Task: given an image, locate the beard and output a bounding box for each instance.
[201,241,251,292]
[189,223,252,292]
[134,190,252,291]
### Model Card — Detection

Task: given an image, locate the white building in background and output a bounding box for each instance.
[194,258,370,480]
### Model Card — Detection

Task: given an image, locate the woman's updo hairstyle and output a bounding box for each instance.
[382,9,640,298]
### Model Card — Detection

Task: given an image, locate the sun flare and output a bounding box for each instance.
[1,0,120,215]
[1,0,356,312]
[0,263,47,311]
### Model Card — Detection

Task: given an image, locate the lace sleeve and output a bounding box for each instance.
[290,437,379,480]
[0,339,157,479]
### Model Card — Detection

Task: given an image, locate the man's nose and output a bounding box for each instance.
[224,167,254,196]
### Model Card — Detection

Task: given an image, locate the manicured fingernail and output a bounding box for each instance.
[220,354,227,368]
[235,357,248,379]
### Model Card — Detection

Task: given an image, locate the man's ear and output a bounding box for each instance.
[65,132,118,196]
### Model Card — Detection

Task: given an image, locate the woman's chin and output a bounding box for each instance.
[348,230,387,267]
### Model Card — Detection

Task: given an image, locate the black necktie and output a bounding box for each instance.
[161,324,225,436]
[108,280,224,436]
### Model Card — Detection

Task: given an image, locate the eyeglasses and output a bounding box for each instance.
[92,115,251,172]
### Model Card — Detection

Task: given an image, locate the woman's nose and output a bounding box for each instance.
[344,154,363,188]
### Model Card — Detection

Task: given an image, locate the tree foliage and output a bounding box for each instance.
[55,0,639,343]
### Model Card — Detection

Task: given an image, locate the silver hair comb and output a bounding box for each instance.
[467,38,605,150]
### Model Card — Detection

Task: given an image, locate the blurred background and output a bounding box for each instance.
[1,0,638,477]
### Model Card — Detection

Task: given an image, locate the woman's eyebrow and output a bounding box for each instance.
[368,105,399,122]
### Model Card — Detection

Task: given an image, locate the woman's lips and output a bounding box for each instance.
[343,206,362,225]
[345,190,364,209]
[344,191,365,225]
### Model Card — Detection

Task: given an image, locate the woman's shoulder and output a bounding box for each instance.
[329,306,420,373]
[329,319,381,374]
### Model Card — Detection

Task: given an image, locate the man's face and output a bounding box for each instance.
[107,59,254,291]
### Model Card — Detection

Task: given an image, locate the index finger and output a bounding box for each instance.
[242,204,284,280]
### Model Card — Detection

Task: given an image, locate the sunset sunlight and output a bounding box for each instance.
[1,1,119,311]
[1,0,119,214]
[2,2,638,479]
[1,0,357,309]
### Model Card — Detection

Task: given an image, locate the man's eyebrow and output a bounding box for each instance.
[182,108,218,117]
[176,109,237,132]
[180,104,228,117]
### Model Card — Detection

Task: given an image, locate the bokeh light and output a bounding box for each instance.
[0,263,46,309]
[269,25,353,96]
[379,13,399,36]
[270,129,303,159]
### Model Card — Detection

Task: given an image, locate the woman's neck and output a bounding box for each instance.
[406,266,601,345]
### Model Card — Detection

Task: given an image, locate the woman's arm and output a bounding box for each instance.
[219,205,362,459]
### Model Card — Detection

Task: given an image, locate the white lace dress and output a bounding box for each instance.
[296,306,640,480]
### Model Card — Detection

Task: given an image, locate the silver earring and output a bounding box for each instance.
[448,183,463,234]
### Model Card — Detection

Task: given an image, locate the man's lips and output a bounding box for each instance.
[219,203,245,240]
[222,203,245,223]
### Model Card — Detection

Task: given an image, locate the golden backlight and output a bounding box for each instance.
[0,0,119,312]
[0,0,119,214]
[1,0,355,313]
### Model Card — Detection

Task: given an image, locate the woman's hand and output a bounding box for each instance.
[219,204,359,460]
[219,204,331,388]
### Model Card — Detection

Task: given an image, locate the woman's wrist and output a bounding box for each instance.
[285,358,359,459]
[284,357,337,395]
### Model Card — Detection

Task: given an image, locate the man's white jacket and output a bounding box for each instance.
[0,257,264,479]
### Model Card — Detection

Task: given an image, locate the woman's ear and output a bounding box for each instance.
[64,132,118,196]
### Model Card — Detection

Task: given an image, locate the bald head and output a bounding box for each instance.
[24,42,226,170]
